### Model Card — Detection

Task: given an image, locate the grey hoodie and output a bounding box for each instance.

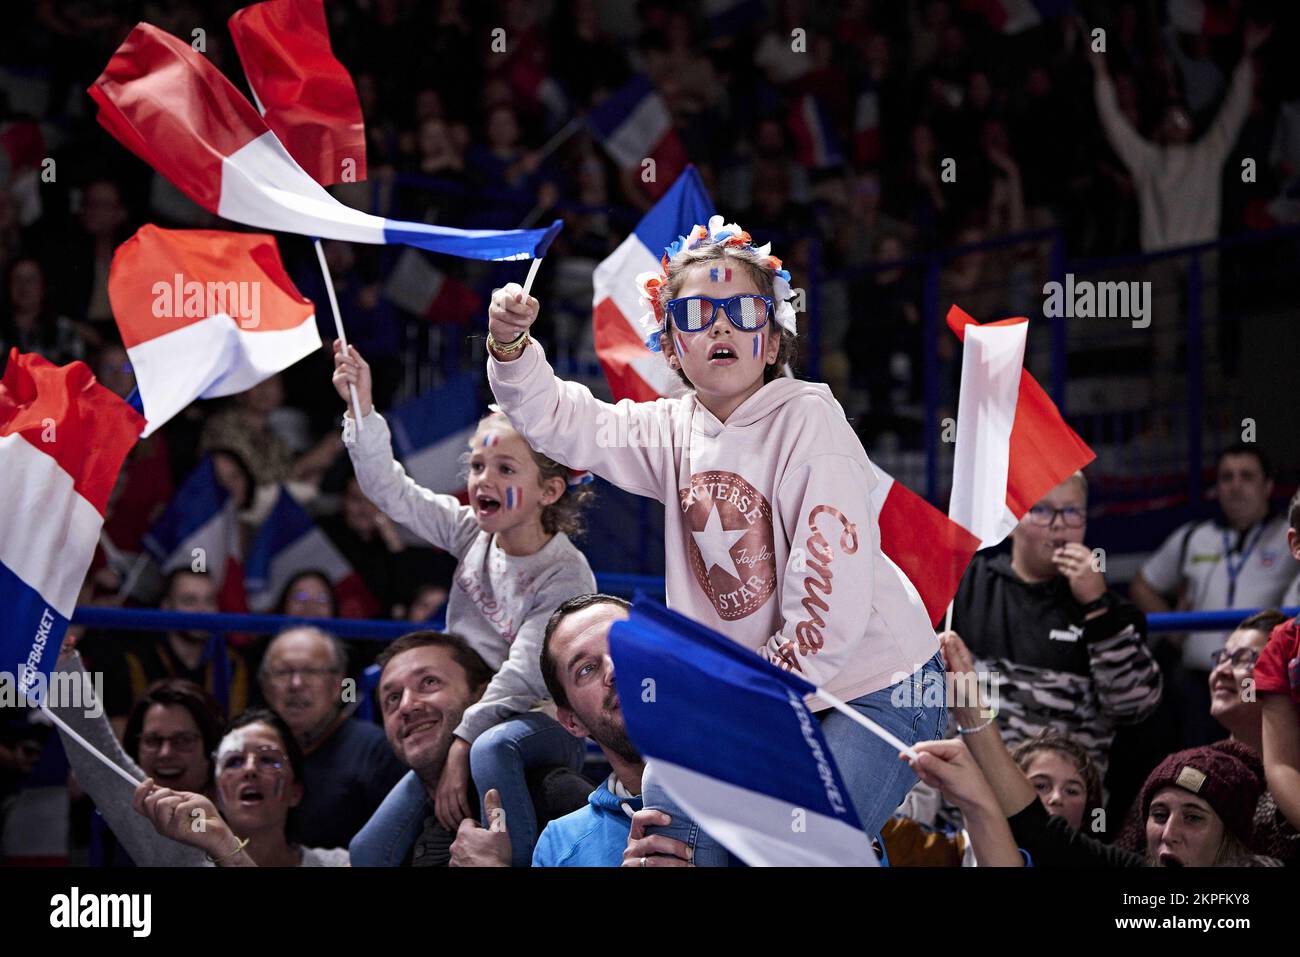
[342,409,597,742]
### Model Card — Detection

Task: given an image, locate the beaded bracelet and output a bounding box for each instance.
[957,713,997,736]
[956,712,993,738]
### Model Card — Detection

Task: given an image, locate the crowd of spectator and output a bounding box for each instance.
[1,1,1298,868]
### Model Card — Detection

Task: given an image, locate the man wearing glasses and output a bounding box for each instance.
[257,626,405,850]
[946,473,1162,791]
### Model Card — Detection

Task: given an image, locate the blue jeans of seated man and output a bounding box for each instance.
[819,651,948,839]
[641,652,947,866]
[469,712,586,867]
[349,769,427,867]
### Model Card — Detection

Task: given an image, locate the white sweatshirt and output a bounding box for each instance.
[343,409,597,742]
[489,340,938,705]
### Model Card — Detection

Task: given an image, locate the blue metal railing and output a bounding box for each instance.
[71,599,1298,719]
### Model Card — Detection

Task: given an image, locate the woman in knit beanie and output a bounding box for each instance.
[1136,744,1276,867]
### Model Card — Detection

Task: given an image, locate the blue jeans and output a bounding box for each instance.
[643,653,946,866]
[640,761,733,867]
[819,652,948,838]
[349,769,428,867]
[469,712,586,867]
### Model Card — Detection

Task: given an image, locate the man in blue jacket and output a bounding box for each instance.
[450,593,693,867]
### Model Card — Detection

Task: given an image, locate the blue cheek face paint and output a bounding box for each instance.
[752,334,759,358]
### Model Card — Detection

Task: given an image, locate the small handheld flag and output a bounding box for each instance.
[609,598,880,866]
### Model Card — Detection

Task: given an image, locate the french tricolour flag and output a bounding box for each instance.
[592,166,712,403]
[143,456,245,608]
[109,225,320,437]
[610,598,878,867]
[1,351,143,698]
[870,464,981,627]
[587,75,688,201]
[387,376,480,497]
[787,94,844,169]
[963,0,1073,34]
[90,23,561,261]
[947,305,1095,545]
[228,0,366,187]
[246,486,378,618]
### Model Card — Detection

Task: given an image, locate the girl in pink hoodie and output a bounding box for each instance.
[487,217,945,860]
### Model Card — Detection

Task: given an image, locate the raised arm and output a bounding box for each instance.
[1088,41,1157,176]
[486,283,681,502]
[334,341,481,557]
[938,632,1037,817]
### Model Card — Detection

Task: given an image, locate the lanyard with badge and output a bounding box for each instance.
[1222,523,1264,606]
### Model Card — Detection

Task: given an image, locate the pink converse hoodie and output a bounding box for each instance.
[489,340,938,706]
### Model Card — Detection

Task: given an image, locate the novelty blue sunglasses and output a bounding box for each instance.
[664,295,774,334]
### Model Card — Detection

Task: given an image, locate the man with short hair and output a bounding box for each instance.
[258,626,405,849]
[350,631,493,866]
[950,472,1161,786]
[1131,445,1295,744]
[451,595,696,867]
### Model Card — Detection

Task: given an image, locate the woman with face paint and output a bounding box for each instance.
[49,641,347,866]
[485,216,947,865]
[332,342,597,866]
[131,711,349,866]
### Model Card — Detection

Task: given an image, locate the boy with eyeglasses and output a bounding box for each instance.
[947,472,1162,788]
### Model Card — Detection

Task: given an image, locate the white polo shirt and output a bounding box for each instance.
[1140,514,1297,670]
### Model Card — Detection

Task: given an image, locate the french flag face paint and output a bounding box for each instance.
[674,331,690,357]
[480,432,501,449]
[504,486,524,510]
[710,267,732,283]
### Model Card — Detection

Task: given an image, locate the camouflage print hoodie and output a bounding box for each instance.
[951,552,1162,781]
